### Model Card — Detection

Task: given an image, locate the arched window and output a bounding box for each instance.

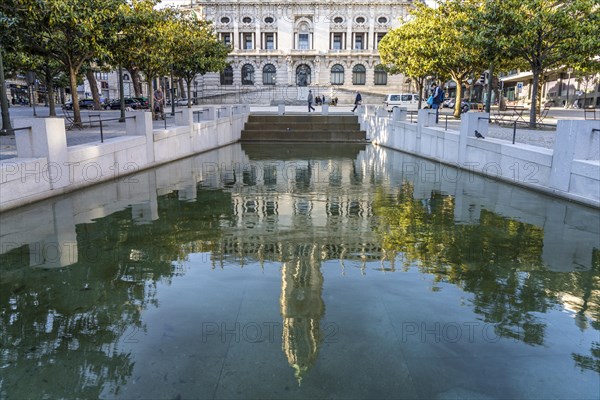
[242,64,255,85]
[352,64,366,85]
[263,64,276,85]
[374,65,387,85]
[220,65,233,85]
[296,64,311,86]
[330,64,344,85]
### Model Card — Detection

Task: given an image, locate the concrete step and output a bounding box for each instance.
[247,115,359,124]
[243,122,362,131]
[242,114,366,142]
[241,130,367,142]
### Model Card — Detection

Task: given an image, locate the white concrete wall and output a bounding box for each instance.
[357,145,599,272]
[0,105,250,212]
[0,145,249,269]
[359,107,600,208]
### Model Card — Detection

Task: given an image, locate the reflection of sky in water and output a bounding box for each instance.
[0,143,598,399]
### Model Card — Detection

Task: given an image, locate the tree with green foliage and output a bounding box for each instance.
[380,1,488,118]
[8,51,67,116]
[494,0,600,127]
[2,0,126,126]
[459,0,527,113]
[117,0,177,118]
[171,16,229,108]
[430,0,489,118]
[0,47,12,133]
[0,11,18,132]
[378,8,436,110]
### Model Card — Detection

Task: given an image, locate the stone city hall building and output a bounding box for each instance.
[177,0,417,103]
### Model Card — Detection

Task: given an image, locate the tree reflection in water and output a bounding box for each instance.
[0,189,233,398]
[0,158,598,398]
[373,181,599,368]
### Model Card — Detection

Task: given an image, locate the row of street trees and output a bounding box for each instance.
[379,0,600,127]
[0,0,229,129]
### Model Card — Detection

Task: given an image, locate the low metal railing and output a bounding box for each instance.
[90,115,136,143]
[0,126,32,135]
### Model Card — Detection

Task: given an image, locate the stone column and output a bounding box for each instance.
[549,120,600,192]
[126,111,154,163]
[458,112,489,165]
[417,109,436,127]
[346,10,353,49]
[392,107,407,122]
[14,117,70,190]
[175,107,193,126]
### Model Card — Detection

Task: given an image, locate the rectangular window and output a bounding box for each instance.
[298,33,309,50]
[243,33,253,50]
[354,34,364,50]
[332,33,342,50]
[375,33,385,48]
[221,33,231,46]
[265,33,275,50]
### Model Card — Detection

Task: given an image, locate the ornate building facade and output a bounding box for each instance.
[175,0,418,102]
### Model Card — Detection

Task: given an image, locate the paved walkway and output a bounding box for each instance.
[0,105,582,161]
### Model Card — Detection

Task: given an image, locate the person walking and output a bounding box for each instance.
[351,91,362,112]
[430,83,444,123]
[307,90,315,112]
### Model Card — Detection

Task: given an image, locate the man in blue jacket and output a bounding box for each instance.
[351,91,362,112]
[431,83,444,123]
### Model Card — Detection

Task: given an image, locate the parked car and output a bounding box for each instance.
[79,99,95,109]
[106,98,142,110]
[383,93,420,111]
[426,98,470,113]
[62,99,95,110]
[132,97,149,109]
[175,98,191,106]
[444,99,471,113]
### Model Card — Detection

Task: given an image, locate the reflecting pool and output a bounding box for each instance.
[1,143,598,399]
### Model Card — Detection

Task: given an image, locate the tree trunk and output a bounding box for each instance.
[69,66,82,126]
[0,48,12,133]
[453,79,463,119]
[416,77,425,109]
[178,78,185,99]
[130,68,143,97]
[44,61,56,117]
[186,79,192,108]
[485,62,494,114]
[85,69,101,110]
[148,80,155,120]
[529,69,540,128]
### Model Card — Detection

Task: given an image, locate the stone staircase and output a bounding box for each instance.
[240,114,367,142]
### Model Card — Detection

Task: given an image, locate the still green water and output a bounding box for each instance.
[0,143,598,399]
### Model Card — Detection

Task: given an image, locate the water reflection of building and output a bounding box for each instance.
[280,246,324,383]
[214,155,385,272]
[211,147,378,380]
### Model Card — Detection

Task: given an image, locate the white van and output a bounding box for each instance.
[383,93,420,111]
